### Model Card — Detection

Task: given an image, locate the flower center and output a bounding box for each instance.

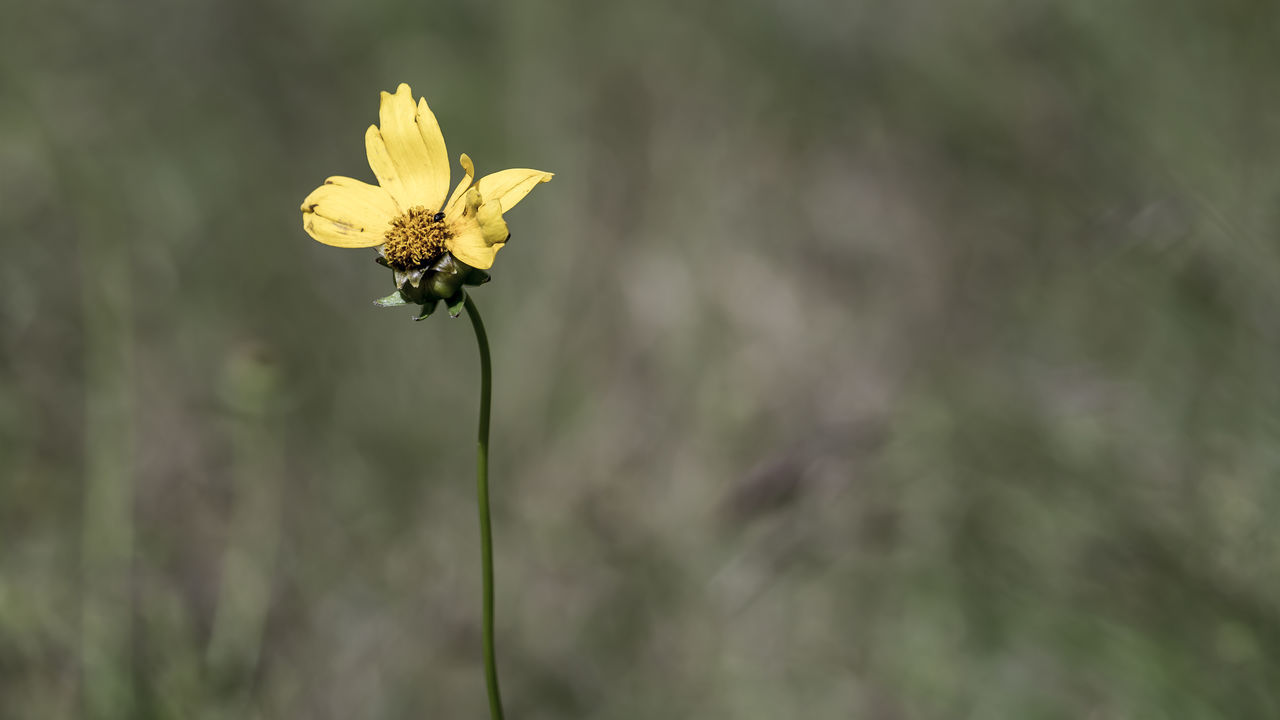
[382,206,451,268]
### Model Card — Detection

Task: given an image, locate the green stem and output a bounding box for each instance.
[464,293,505,720]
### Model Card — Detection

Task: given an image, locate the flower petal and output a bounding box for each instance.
[364,84,450,211]
[476,198,509,249]
[446,187,509,270]
[445,153,475,214]
[475,168,553,213]
[300,176,398,248]
[444,181,480,227]
[477,200,509,246]
[448,221,506,270]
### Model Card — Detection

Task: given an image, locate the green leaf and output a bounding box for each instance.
[374,290,409,307]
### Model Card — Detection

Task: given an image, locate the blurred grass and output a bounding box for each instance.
[4,0,1280,717]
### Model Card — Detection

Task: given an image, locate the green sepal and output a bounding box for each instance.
[427,254,468,299]
[381,251,484,316]
[395,266,433,303]
[373,290,410,307]
[413,298,440,321]
[446,290,467,318]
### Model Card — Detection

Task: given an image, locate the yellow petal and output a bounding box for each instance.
[477,200,509,246]
[444,153,475,214]
[446,187,508,269]
[475,168,553,213]
[444,182,481,227]
[300,176,398,248]
[364,84,450,211]
[448,220,506,270]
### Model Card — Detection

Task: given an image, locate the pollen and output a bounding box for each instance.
[381,206,451,268]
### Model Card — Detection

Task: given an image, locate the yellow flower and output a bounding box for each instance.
[300,83,552,273]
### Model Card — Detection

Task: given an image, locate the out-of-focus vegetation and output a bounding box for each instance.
[4,0,1280,717]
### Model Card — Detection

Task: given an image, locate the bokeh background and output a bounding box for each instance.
[5,0,1280,717]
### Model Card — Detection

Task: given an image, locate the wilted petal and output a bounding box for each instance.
[446,188,507,269]
[448,221,505,270]
[477,199,509,246]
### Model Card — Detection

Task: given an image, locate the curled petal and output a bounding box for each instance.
[444,183,481,227]
[448,221,505,270]
[445,153,475,215]
[300,176,398,247]
[477,199,509,246]
[476,168,553,213]
[364,84,450,211]
[446,188,508,269]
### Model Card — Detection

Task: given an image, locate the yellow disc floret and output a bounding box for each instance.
[381,206,452,268]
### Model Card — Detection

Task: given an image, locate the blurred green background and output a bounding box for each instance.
[4,0,1280,717]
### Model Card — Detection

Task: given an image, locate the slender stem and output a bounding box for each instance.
[464,293,505,720]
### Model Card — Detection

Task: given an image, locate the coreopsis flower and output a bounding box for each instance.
[301,83,552,317]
